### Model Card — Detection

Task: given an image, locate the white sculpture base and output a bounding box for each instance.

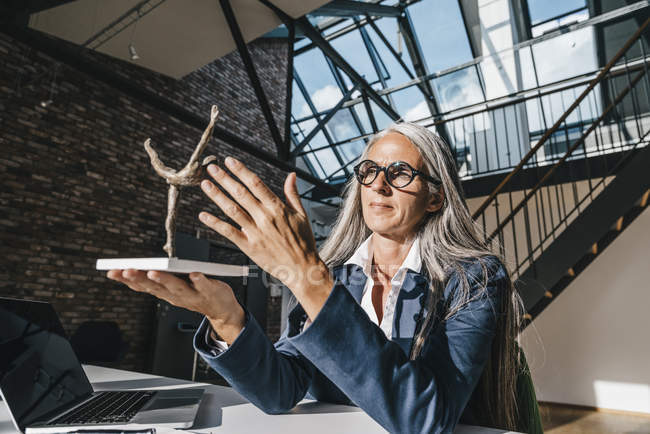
[96,257,249,277]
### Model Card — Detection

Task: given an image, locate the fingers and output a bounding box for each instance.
[211,157,282,213]
[188,272,228,292]
[198,211,248,249]
[284,172,306,217]
[200,178,254,229]
[225,157,281,207]
[206,163,266,221]
[145,270,194,295]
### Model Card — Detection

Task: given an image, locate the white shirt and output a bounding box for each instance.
[303,234,422,339]
[345,234,421,339]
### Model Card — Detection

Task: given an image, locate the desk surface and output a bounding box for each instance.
[0,365,521,434]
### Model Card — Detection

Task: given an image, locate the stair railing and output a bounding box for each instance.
[469,17,650,282]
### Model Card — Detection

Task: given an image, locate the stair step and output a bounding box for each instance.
[518,145,650,323]
[615,216,624,231]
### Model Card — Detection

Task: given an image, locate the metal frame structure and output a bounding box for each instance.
[281,0,650,201]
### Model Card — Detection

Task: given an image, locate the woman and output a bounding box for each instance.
[108,123,541,433]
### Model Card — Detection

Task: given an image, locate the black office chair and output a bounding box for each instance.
[70,320,129,364]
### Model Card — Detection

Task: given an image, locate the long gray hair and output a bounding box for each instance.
[318,123,525,430]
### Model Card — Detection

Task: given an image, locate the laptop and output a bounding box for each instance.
[0,297,205,433]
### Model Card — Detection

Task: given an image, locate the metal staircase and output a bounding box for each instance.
[469,17,650,324]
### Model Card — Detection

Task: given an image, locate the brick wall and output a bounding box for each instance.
[0,31,288,372]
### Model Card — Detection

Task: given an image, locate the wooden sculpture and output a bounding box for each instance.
[144,105,219,258]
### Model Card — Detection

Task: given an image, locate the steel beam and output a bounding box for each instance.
[2,25,339,196]
[311,0,401,18]
[261,7,296,160]
[366,18,414,80]
[283,21,295,160]
[457,0,481,58]
[396,10,438,118]
[219,0,286,159]
[361,90,379,133]
[357,18,396,108]
[291,82,361,156]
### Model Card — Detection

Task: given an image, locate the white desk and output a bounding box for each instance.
[0,365,521,434]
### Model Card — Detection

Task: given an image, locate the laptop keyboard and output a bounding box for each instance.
[49,391,157,425]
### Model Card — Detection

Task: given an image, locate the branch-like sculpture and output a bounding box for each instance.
[144,105,219,258]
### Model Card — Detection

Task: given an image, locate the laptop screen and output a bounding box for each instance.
[0,297,93,431]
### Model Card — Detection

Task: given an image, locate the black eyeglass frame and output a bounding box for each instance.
[353,159,442,189]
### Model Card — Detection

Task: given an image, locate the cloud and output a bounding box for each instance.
[404,100,430,122]
[298,84,360,142]
[299,84,344,118]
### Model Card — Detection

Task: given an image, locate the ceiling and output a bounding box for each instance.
[28,0,330,79]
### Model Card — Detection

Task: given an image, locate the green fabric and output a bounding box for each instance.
[516,348,544,434]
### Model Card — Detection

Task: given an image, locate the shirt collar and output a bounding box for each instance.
[344,234,422,281]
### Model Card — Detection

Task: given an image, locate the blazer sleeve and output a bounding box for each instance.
[286,256,508,434]
[193,310,315,414]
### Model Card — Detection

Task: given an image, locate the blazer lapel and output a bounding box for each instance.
[392,269,430,341]
[332,264,367,304]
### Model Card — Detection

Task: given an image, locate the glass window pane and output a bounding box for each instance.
[322,18,354,36]
[292,81,311,120]
[408,0,473,73]
[337,140,366,164]
[304,152,326,178]
[294,37,310,50]
[326,110,361,142]
[531,27,597,85]
[294,49,342,112]
[479,47,518,100]
[311,146,341,177]
[330,30,379,83]
[369,100,394,130]
[531,9,589,37]
[432,66,484,112]
[296,119,318,141]
[388,86,430,123]
[349,102,374,134]
[525,98,547,135]
[366,18,415,87]
[518,46,538,90]
[527,0,587,25]
[295,121,330,156]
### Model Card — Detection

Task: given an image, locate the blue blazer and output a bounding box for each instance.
[193,255,507,433]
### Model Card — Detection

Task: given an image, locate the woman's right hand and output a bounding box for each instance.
[106,269,245,344]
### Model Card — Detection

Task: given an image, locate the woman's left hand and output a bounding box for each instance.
[199,157,333,316]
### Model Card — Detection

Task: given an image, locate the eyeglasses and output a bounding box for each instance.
[353,160,441,189]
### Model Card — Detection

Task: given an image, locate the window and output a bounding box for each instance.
[408,0,474,72]
[527,0,589,37]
